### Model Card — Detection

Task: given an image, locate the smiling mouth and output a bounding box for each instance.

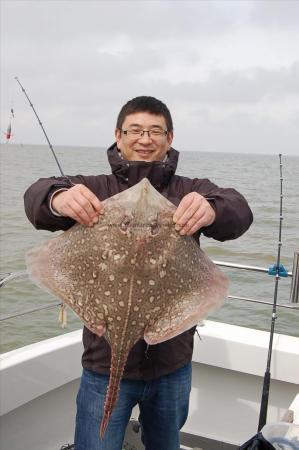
[135,149,154,155]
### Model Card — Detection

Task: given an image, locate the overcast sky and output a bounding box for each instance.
[1,0,299,154]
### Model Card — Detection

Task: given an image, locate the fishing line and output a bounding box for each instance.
[257,153,284,432]
[14,76,74,185]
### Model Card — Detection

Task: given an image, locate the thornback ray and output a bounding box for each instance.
[26,178,229,438]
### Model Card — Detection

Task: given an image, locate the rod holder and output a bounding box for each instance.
[290,251,299,303]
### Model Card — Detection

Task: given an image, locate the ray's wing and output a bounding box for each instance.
[143,239,229,345]
[26,201,130,337]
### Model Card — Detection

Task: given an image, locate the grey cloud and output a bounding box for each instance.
[1,1,299,156]
[6,61,299,154]
[250,1,299,28]
[1,0,240,44]
[160,62,299,105]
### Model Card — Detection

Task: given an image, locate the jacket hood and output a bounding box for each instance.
[107,143,179,190]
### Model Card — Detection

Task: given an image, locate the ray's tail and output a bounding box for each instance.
[99,348,130,439]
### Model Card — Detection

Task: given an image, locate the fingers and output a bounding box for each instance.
[95,322,106,336]
[88,321,106,337]
[173,192,216,236]
[52,184,104,226]
[69,187,102,226]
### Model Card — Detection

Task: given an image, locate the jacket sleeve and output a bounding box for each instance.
[191,178,253,242]
[24,176,84,231]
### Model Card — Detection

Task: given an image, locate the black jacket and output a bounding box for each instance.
[24,144,253,379]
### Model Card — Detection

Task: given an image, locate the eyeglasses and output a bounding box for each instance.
[122,128,168,139]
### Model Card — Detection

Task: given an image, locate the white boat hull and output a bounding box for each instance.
[1,321,298,450]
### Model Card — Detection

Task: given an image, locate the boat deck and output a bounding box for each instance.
[124,421,238,449]
[59,421,238,450]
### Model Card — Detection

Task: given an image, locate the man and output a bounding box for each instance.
[24,96,253,450]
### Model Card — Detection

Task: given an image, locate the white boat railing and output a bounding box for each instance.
[215,250,299,305]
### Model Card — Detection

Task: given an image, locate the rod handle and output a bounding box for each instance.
[258,371,271,431]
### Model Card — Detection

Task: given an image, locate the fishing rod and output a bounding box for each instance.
[14,76,73,183]
[257,153,284,432]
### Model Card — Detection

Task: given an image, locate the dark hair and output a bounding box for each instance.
[116,96,173,131]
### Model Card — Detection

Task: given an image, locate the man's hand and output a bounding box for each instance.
[51,184,103,227]
[173,192,216,236]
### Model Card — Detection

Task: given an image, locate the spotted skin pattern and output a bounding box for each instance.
[26,178,229,438]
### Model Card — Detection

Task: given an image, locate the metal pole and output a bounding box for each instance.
[228,295,299,309]
[0,271,27,288]
[0,302,62,321]
[214,260,292,277]
[290,251,299,303]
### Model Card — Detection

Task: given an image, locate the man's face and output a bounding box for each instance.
[115,112,173,162]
